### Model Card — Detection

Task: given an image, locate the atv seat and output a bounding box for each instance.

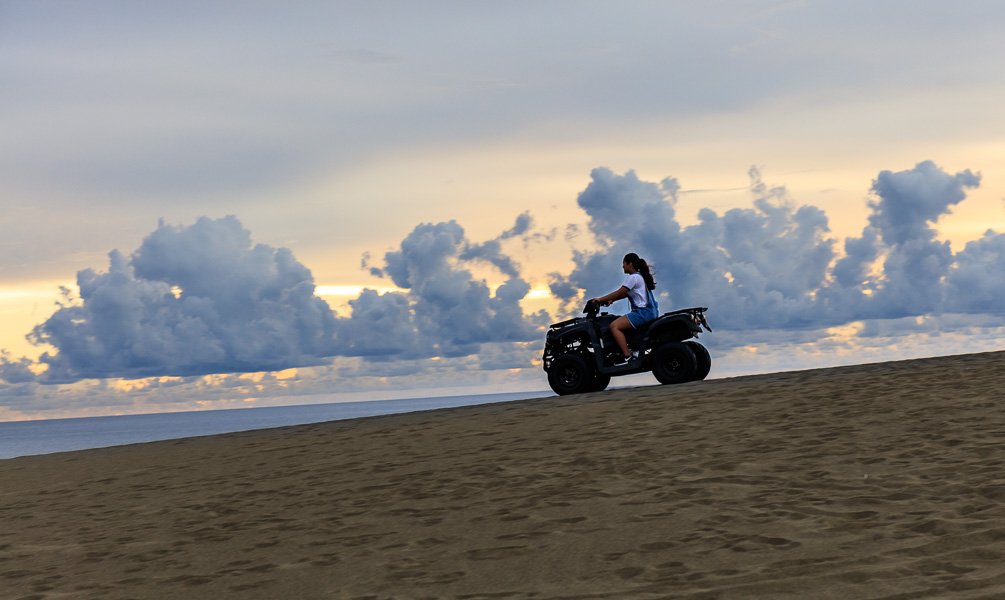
[624,319,654,345]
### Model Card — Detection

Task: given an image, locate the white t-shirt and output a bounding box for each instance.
[623,272,648,308]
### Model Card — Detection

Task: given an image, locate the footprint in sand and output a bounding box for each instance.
[465,546,535,560]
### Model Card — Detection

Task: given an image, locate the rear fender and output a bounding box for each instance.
[643,317,698,348]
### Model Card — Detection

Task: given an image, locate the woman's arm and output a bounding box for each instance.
[591,286,629,306]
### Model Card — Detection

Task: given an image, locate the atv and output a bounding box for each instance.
[542,300,712,395]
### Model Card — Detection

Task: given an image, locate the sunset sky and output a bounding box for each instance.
[3,1,1005,420]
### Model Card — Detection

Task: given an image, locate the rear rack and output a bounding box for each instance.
[661,307,712,332]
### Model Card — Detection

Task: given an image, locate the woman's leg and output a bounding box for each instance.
[610,315,634,358]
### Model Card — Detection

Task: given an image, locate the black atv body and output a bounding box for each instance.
[542,301,712,395]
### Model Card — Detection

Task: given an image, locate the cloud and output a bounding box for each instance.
[335,289,420,358]
[946,229,1005,315]
[5,160,1004,404]
[551,161,1003,342]
[26,216,339,383]
[369,216,547,358]
[553,166,836,330]
[869,160,979,246]
[0,352,35,384]
[1,213,550,386]
[821,161,983,320]
[499,211,533,240]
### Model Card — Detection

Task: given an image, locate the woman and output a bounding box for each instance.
[589,253,658,366]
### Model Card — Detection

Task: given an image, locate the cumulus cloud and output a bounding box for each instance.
[4,160,1004,398]
[335,289,420,358]
[551,161,1003,341]
[1,213,549,385]
[0,352,35,384]
[869,161,979,246]
[27,216,339,383]
[946,230,1005,314]
[368,217,548,358]
[552,166,836,330]
[819,161,982,320]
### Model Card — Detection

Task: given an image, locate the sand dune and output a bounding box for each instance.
[2,351,1005,599]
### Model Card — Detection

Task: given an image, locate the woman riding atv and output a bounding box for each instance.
[589,253,658,366]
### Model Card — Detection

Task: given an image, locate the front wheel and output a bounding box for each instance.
[652,342,697,385]
[548,354,595,395]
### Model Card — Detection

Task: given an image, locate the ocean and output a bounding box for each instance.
[0,390,553,460]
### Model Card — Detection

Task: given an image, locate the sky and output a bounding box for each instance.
[2,1,1005,420]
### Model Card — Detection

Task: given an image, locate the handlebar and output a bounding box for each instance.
[583,299,602,318]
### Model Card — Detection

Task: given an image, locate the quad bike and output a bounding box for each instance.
[542,300,712,395]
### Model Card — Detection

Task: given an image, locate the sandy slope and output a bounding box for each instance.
[2,351,1005,599]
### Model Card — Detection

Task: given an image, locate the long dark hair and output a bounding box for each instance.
[624,253,655,291]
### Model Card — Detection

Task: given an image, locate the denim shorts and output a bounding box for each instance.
[626,304,658,328]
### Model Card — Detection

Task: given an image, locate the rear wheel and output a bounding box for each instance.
[652,342,697,385]
[685,341,711,380]
[548,354,594,395]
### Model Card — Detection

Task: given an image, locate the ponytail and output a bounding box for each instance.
[624,253,655,291]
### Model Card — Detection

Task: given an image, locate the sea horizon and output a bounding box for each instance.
[0,389,554,460]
